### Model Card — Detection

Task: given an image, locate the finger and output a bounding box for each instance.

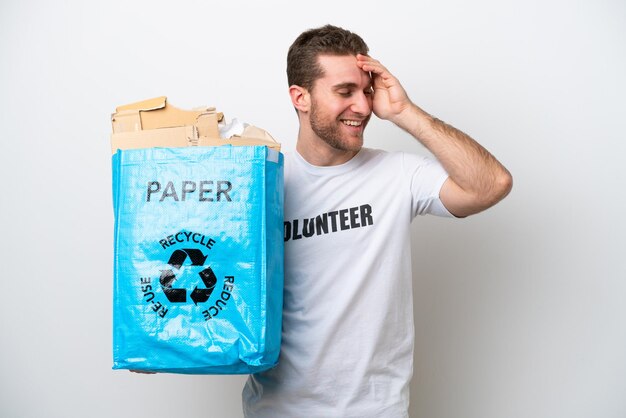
[356,54,379,68]
[357,58,388,75]
[356,53,378,63]
[357,54,382,65]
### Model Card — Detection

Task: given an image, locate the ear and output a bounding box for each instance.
[289,85,310,113]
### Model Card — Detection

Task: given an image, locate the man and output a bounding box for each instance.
[242,25,512,417]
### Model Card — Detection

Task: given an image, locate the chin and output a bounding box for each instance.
[324,136,363,153]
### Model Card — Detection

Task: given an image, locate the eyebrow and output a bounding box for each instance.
[332,82,373,90]
[332,82,359,90]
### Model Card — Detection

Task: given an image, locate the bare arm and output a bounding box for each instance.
[357,54,512,217]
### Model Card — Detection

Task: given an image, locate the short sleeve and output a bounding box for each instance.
[401,152,453,218]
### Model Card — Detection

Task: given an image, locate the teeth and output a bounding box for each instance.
[342,120,362,127]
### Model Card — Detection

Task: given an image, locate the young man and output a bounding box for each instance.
[242,25,512,417]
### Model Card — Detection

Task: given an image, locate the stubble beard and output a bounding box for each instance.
[309,98,367,153]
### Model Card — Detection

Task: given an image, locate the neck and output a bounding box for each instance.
[295,126,359,167]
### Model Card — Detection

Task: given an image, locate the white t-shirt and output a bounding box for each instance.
[243,148,452,418]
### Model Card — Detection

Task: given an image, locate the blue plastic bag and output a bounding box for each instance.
[112,145,283,374]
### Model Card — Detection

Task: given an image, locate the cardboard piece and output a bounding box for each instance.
[111,96,280,153]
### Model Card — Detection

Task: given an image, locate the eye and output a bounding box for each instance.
[364,87,373,96]
[338,90,352,97]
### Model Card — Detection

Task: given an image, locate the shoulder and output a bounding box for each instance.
[357,147,400,166]
[360,149,449,193]
[359,148,434,171]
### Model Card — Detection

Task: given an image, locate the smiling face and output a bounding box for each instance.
[307,54,373,153]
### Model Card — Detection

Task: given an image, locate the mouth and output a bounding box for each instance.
[340,119,365,128]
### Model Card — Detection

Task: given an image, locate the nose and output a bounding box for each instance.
[350,91,372,116]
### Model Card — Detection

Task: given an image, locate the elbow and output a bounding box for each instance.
[474,170,513,211]
[497,169,513,200]
[487,169,513,207]
[442,168,513,217]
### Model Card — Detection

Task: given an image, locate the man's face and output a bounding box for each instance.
[307,55,373,153]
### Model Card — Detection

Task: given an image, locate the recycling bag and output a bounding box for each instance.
[112,145,284,374]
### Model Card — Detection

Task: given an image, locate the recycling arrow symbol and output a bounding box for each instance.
[159,249,216,305]
[190,267,217,305]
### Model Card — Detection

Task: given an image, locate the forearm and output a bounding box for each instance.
[357,53,512,213]
[395,103,513,209]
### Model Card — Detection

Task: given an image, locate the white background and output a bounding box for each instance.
[1,0,624,417]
